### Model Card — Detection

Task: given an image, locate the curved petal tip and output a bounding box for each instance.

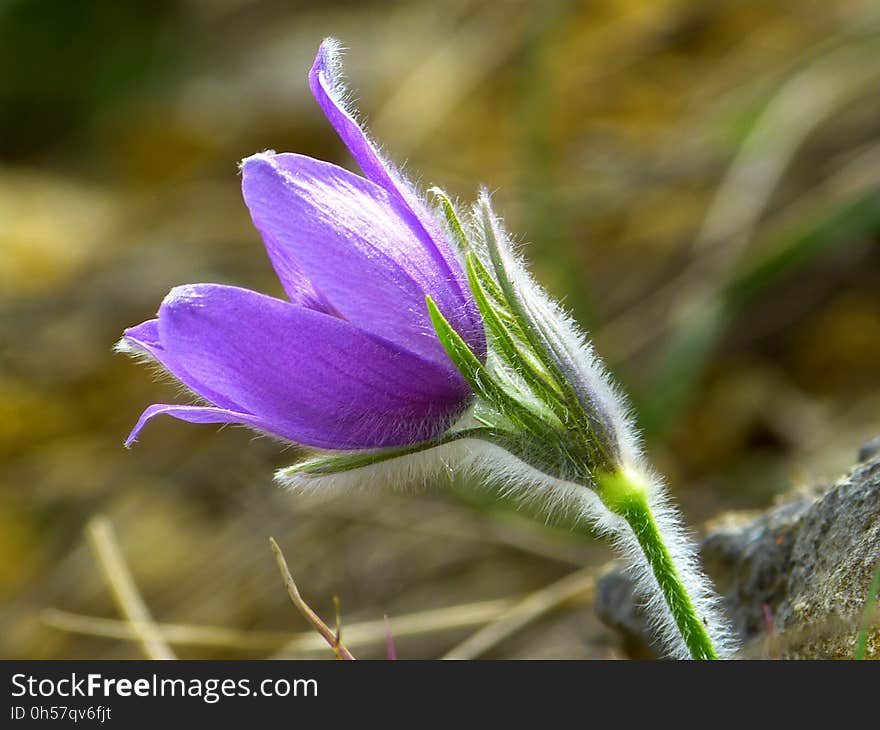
[124,403,273,448]
[310,38,345,86]
[239,150,277,174]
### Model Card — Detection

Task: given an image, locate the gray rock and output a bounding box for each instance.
[595,454,880,659]
[772,458,880,658]
[857,435,880,463]
[594,569,664,658]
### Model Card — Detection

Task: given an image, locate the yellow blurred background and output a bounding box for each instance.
[2,0,879,659]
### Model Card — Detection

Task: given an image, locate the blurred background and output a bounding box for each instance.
[2,0,880,659]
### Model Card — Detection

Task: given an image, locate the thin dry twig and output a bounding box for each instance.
[442,566,600,660]
[42,609,292,651]
[269,593,522,658]
[85,515,175,660]
[269,536,355,660]
[43,594,520,654]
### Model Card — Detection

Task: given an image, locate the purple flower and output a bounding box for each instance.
[121,40,485,451]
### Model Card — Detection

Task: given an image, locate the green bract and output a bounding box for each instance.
[278,186,735,661]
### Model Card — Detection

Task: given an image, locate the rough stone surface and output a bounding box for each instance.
[858,436,880,463]
[595,447,880,659]
[594,568,664,658]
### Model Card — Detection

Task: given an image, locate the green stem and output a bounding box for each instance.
[597,467,719,660]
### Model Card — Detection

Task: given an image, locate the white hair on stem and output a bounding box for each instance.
[276,437,736,659]
[463,197,735,658]
[604,477,738,660]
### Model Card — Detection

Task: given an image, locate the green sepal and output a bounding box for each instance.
[430,188,471,254]
[277,426,545,481]
[477,199,617,469]
[465,252,567,417]
[425,295,558,439]
[466,244,509,312]
[278,428,482,479]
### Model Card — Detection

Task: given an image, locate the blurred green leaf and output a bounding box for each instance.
[641,187,880,435]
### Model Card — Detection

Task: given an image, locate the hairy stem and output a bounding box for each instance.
[597,467,719,660]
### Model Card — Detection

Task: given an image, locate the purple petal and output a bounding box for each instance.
[132,283,471,449]
[123,318,161,357]
[125,404,279,448]
[308,40,408,208]
[123,318,243,412]
[308,40,485,357]
[241,151,472,366]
